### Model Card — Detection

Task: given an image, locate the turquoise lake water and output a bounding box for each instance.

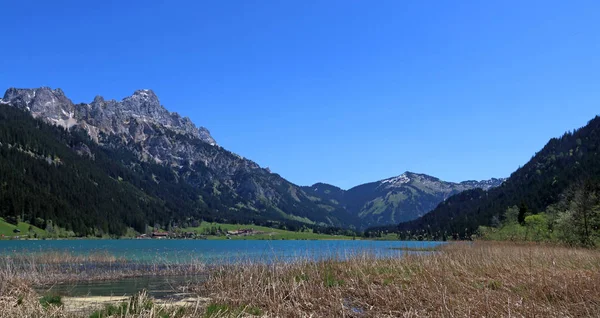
[0,239,444,263]
[1,240,445,298]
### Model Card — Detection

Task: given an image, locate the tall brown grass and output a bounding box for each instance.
[0,251,207,289]
[0,252,208,317]
[200,242,600,317]
[1,242,600,317]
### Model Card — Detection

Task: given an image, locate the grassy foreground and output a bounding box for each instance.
[199,242,600,317]
[1,242,600,317]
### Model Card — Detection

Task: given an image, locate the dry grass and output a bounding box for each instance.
[200,242,600,317]
[0,251,210,317]
[0,251,207,288]
[1,242,600,317]
[0,282,204,318]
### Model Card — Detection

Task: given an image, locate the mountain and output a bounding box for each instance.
[303,172,505,227]
[0,86,506,234]
[0,87,357,235]
[393,115,600,240]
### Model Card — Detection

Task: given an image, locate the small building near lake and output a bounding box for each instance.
[151,232,169,239]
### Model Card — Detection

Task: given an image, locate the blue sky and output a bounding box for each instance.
[1,1,599,189]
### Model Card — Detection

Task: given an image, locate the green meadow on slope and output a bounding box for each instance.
[0,217,46,238]
[182,222,357,240]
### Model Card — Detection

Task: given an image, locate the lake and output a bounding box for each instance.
[1,239,444,298]
[0,239,444,263]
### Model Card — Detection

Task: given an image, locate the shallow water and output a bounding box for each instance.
[3,239,445,297]
[35,275,203,299]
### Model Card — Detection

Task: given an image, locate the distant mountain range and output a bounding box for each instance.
[303,173,504,228]
[0,87,504,235]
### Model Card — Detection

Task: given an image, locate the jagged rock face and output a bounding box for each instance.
[84,90,214,143]
[1,87,216,160]
[2,87,78,128]
[73,142,94,158]
[0,87,263,179]
[459,178,505,190]
[304,172,506,227]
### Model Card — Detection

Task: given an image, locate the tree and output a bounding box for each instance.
[524,214,549,241]
[518,202,530,225]
[568,181,600,246]
[45,220,54,234]
[490,215,501,228]
[504,205,519,224]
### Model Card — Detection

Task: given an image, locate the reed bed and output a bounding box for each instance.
[199,242,600,317]
[1,242,600,317]
[0,251,207,289]
[0,283,203,318]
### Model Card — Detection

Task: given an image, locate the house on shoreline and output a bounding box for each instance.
[138,231,199,239]
[227,229,257,236]
[151,232,169,239]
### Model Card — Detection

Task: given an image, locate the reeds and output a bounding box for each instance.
[1,242,599,317]
[0,251,209,317]
[199,242,600,317]
[0,251,207,288]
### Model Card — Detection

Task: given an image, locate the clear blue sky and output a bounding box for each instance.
[1,1,599,189]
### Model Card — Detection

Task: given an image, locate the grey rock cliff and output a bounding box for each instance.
[2,87,214,143]
[2,87,216,161]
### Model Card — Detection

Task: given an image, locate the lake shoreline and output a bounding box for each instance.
[0,240,444,285]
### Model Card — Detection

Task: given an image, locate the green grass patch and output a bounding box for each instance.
[370,233,402,241]
[89,302,130,318]
[204,303,263,317]
[182,222,356,240]
[204,303,231,317]
[39,294,62,308]
[324,272,345,287]
[0,218,47,238]
[89,293,185,318]
[295,273,310,282]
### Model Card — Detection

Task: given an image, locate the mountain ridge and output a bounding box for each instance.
[1,87,356,231]
[0,86,505,232]
[304,172,505,227]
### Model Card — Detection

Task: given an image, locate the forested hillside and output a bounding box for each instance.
[0,104,331,236]
[0,87,359,235]
[391,116,600,242]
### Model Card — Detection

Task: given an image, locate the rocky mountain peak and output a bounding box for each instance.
[92,95,105,104]
[117,89,165,120]
[380,173,412,187]
[1,86,217,148]
[134,88,157,98]
[3,86,65,101]
[122,89,161,114]
[1,87,76,127]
